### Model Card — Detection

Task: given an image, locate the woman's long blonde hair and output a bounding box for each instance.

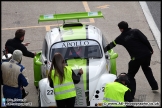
[48,53,65,84]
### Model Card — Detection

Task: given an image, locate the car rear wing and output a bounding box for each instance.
[38,11,104,23]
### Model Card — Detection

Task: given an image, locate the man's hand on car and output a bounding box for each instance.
[79,68,83,75]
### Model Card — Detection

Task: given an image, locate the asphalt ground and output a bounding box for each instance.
[1,1,161,107]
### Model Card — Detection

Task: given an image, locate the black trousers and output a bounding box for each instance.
[22,87,26,99]
[56,97,76,107]
[127,55,158,98]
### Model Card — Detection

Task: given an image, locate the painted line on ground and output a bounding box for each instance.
[1,24,58,30]
[82,1,95,23]
[45,26,51,31]
[2,2,94,31]
[139,1,161,50]
[1,21,93,31]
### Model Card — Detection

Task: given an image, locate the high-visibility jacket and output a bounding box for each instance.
[103,82,129,107]
[51,66,76,100]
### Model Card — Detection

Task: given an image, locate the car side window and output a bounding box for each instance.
[102,34,109,48]
[44,41,48,58]
[42,39,48,58]
[87,45,101,58]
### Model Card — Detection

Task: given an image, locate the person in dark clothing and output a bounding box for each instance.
[5,29,36,58]
[5,29,35,98]
[104,21,158,99]
[48,53,83,107]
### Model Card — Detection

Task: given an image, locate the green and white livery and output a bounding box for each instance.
[34,11,118,107]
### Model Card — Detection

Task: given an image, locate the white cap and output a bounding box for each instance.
[12,50,23,63]
[2,53,12,61]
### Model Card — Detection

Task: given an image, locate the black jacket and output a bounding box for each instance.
[104,28,153,60]
[5,38,35,58]
[49,70,82,88]
[124,89,133,102]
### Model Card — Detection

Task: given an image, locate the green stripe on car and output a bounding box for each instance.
[66,59,88,91]
[60,25,87,40]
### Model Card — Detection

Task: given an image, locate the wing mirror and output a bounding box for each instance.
[110,53,118,59]
[105,53,118,60]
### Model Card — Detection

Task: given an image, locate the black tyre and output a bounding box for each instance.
[36,86,39,90]
[38,88,41,107]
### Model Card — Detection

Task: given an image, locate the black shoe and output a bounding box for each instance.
[152,88,158,90]
[22,91,29,99]
[152,86,158,90]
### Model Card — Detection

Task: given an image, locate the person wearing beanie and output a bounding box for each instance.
[104,21,158,99]
[1,50,29,107]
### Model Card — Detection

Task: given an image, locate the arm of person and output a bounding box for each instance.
[124,89,133,102]
[72,70,82,84]
[20,45,35,58]
[104,41,117,53]
[18,73,29,87]
[48,75,54,88]
[48,66,54,88]
[22,43,30,46]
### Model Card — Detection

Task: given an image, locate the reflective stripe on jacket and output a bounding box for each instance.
[51,66,76,100]
[103,82,129,107]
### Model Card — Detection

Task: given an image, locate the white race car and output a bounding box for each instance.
[33,11,118,107]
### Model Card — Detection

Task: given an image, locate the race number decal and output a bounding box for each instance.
[47,90,53,95]
[102,87,105,92]
[44,14,54,19]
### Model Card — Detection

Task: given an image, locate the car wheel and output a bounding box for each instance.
[36,86,38,90]
[38,88,41,107]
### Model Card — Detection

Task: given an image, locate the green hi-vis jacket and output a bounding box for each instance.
[103,82,129,107]
[51,66,76,100]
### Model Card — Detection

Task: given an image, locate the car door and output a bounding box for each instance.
[102,35,118,75]
[102,34,110,71]
[41,39,48,78]
[33,51,42,88]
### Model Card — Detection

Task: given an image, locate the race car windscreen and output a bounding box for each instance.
[50,40,102,61]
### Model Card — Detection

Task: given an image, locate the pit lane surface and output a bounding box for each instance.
[1,1,161,107]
